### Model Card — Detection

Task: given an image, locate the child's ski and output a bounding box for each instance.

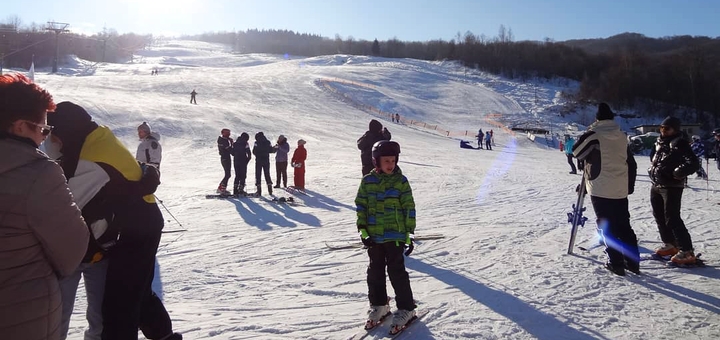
[388,309,429,338]
[326,234,445,250]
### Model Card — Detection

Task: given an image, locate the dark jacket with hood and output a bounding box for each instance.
[649,134,700,188]
[357,119,391,167]
[232,133,252,164]
[252,132,274,163]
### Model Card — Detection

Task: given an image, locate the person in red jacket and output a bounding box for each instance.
[291,139,307,190]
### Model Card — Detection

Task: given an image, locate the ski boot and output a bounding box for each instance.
[268,184,273,196]
[217,185,231,196]
[654,243,679,257]
[671,250,696,265]
[365,304,391,330]
[604,262,626,276]
[389,309,417,334]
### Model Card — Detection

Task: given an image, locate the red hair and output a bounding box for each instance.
[0,73,56,130]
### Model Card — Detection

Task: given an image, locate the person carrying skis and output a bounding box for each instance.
[358,119,391,175]
[355,140,417,334]
[136,122,162,169]
[273,134,290,188]
[475,129,484,149]
[291,139,307,190]
[690,135,708,179]
[232,132,252,196]
[252,131,275,196]
[563,135,578,174]
[217,128,233,195]
[47,101,181,340]
[572,103,639,276]
[648,116,700,265]
[190,89,197,104]
[484,129,492,150]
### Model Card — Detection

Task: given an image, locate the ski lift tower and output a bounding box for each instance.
[45,22,69,73]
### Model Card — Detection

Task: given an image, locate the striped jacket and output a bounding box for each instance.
[355,167,416,243]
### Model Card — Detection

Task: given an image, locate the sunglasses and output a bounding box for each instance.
[25,121,54,136]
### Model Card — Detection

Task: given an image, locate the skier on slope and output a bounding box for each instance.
[217,128,233,195]
[484,129,493,150]
[573,103,639,276]
[273,135,290,188]
[355,140,417,334]
[136,122,162,169]
[190,89,197,104]
[357,119,392,175]
[231,132,252,196]
[475,129,484,149]
[648,116,700,265]
[252,131,275,196]
[690,135,708,179]
[291,139,307,190]
[563,135,579,174]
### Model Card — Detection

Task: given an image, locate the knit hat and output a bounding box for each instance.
[596,103,615,121]
[369,119,382,132]
[278,134,287,142]
[47,101,94,142]
[660,116,681,131]
[297,139,306,145]
[138,121,151,134]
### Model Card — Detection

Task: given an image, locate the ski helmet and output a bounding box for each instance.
[372,140,401,168]
[692,135,700,142]
[713,128,720,136]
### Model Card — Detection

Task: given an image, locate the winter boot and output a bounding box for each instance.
[390,309,417,334]
[254,185,262,196]
[268,184,273,196]
[365,304,391,330]
[217,185,230,196]
[654,243,679,257]
[604,262,626,276]
[624,259,640,275]
[671,250,696,265]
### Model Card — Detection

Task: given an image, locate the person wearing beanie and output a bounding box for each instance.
[47,101,180,340]
[572,102,640,276]
[252,131,275,196]
[648,116,700,265]
[231,132,252,196]
[216,128,233,195]
[358,119,392,175]
[291,139,308,190]
[273,135,290,188]
[136,121,162,168]
[0,74,89,340]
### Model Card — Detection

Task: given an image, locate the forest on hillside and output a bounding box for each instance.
[2,17,719,129]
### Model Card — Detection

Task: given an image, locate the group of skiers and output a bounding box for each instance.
[216,129,307,197]
[0,74,181,340]
[355,119,418,334]
[476,128,494,150]
[570,103,704,276]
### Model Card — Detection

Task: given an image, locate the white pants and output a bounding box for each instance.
[59,260,109,340]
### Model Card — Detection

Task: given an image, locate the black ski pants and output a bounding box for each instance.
[566,154,577,173]
[275,161,288,187]
[102,203,173,340]
[233,160,248,192]
[485,140,492,150]
[220,157,231,187]
[590,196,639,267]
[650,186,693,251]
[255,161,272,186]
[367,242,415,311]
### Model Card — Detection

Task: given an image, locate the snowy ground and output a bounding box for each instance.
[21,40,720,339]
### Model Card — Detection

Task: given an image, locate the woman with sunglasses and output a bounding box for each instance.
[0,73,90,340]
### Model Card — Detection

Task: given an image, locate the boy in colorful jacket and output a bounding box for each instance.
[355,140,417,334]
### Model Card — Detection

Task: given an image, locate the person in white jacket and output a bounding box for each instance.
[136,122,162,168]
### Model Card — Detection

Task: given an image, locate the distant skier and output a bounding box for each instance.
[573,103,639,276]
[273,135,290,188]
[485,130,492,150]
[357,119,391,175]
[489,129,495,146]
[190,89,197,104]
[291,139,307,190]
[217,128,233,195]
[232,132,252,196]
[136,122,162,168]
[648,116,700,265]
[355,140,417,333]
[252,131,275,196]
[475,129,484,149]
[460,140,476,149]
[563,135,577,174]
[690,135,708,179]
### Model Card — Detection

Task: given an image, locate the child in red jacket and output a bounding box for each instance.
[291,139,307,190]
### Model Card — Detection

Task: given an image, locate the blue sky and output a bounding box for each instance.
[6,0,719,41]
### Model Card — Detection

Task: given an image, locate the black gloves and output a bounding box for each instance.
[137,162,161,196]
[404,241,414,256]
[359,227,375,247]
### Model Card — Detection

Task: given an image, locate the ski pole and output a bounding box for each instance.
[154,195,184,228]
[707,157,710,200]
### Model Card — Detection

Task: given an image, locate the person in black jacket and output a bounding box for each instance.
[232,132,252,196]
[572,103,639,276]
[357,119,391,175]
[252,131,275,196]
[217,128,233,194]
[648,116,700,265]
